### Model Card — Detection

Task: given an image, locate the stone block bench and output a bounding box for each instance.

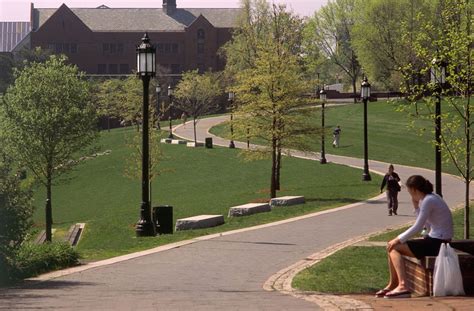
[171,139,187,145]
[270,196,305,207]
[403,240,474,296]
[186,142,204,147]
[228,203,271,217]
[175,215,224,231]
[160,138,172,144]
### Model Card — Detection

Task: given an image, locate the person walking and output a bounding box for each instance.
[375,175,453,299]
[332,125,341,147]
[380,164,401,216]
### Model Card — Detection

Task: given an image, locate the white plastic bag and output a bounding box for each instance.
[433,243,465,296]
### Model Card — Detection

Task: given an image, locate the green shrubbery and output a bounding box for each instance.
[14,242,79,279]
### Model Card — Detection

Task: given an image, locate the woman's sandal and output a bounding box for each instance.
[384,290,411,299]
[375,288,391,298]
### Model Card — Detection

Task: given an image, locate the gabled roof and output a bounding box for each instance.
[33,7,240,32]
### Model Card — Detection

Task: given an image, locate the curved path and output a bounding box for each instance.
[0,116,470,310]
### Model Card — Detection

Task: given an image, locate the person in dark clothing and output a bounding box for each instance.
[380,164,401,216]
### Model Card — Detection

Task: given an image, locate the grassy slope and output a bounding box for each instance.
[32,127,381,260]
[210,100,460,175]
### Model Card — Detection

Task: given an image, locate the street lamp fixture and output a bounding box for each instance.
[167,85,174,139]
[319,87,327,164]
[431,54,447,196]
[135,32,156,237]
[361,76,371,181]
[228,91,235,149]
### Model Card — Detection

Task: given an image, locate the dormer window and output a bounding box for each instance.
[197,29,205,40]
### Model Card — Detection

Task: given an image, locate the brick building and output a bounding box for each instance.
[23,0,239,75]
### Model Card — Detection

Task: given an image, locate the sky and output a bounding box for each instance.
[0,0,327,21]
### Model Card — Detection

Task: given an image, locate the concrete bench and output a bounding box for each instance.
[270,196,305,207]
[171,139,187,145]
[403,240,474,296]
[228,203,271,217]
[186,142,204,147]
[175,215,224,231]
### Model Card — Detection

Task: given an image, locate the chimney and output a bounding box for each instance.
[163,0,176,15]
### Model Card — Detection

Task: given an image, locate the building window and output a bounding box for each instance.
[197,43,204,54]
[63,43,70,53]
[197,29,205,39]
[156,43,164,54]
[70,43,77,54]
[119,64,129,74]
[55,43,62,53]
[164,44,171,54]
[117,43,124,54]
[110,43,116,54]
[108,64,118,74]
[98,64,106,74]
[171,64,180,74]
[103,43,109,55]
[172,43,178,54]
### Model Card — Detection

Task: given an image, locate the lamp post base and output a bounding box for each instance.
[168,133,174,139]
[136,218,156,237]
[320,157,327,164]
[362,172,372,181]
[229,141,235,148]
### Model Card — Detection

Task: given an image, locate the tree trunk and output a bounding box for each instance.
[107,116,111,132]
[45,173,52,242]
[276,146,281,191]
[352,78,357,104]
[271,140,277,199]
[464,90,471,239]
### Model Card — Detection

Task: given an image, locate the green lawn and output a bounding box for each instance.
[292,206,473,294]
[210,100,461,175]
[32,126,381,260]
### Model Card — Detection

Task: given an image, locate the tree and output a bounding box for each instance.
[352,0,434,91]
[0,150,33,284]
[0,55,98,242]
[400,0,472,238]
[173,70,222,143]
[305,0,361,102]
[94,78,124,131]
[227,2,316,198]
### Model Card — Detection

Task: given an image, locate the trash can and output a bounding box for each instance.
[153,205,173,234]
[205,137,213,148]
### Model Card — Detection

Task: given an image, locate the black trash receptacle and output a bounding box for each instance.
[205,137,213,148]
[153,205,173,234]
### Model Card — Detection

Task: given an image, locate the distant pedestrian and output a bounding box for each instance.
[181,112,187,127]
[380,164,401,216]
[332,125,341,147]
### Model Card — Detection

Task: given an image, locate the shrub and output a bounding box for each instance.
[0,153,34,285]
[13,242,80,279]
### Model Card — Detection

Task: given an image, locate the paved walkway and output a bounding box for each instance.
[0,115,471,310]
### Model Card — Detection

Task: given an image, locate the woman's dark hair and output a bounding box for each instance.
[406,175,433,194]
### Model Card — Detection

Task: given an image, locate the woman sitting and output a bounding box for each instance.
[376,175,453,299]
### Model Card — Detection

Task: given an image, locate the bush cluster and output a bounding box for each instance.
[13,242,80,279]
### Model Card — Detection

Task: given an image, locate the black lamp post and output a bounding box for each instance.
[431,54,447,196]
[319,87,327,164]
[361,76,371,181]
[135,32,156,237]
[167,85,174,139]
[228,91,235,148]
[156,85,161,129]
